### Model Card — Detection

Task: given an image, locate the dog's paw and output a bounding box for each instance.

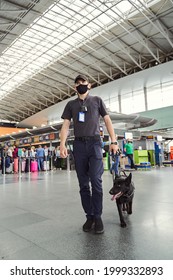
[120,222,127,228]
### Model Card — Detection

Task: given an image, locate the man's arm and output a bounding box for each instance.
[103,114,118,154]
[60,119,71,158]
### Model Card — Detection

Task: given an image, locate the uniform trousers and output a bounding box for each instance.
[73,139,104,219]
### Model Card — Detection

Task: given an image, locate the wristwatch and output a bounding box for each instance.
[111,141,118,145]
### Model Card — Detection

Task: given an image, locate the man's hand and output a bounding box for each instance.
[59,119,70,158]
[109,143,118,155]
[60,144,68,158]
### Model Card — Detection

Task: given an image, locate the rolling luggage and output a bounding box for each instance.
[54,157,61,169]
[31,160,38,172]
[6,163,13,174]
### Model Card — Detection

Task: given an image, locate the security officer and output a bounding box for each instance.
[60,74,118,234]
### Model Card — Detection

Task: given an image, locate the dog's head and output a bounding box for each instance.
[109,173,134,199]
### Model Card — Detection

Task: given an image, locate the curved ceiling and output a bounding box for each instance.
[0,110,157,142]
[0,0,173,123]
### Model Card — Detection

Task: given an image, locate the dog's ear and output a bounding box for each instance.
[125,173,132,185]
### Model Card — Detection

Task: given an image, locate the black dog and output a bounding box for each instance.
[109,173,135,227]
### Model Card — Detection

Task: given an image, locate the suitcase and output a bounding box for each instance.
[43,160,49,171]
[31,160,38,172]
[6,163,13,174]
[54,157,61,169]
[14,158,18,173]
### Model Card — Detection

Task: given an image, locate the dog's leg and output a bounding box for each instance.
[122,203,126,212]
[116,201,126,227]
[128,201,132,215]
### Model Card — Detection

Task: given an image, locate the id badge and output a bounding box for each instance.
[78,112,85,122]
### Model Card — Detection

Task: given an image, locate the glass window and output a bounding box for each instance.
[103,96,119,113]
[147,86,163,110]
[133,90,145,113]
[162,83,173,107]
[121,92,133,114]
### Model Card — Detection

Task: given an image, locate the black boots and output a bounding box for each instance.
[83,218,95,232]
[83,217,104,234]
[94,218,104,234]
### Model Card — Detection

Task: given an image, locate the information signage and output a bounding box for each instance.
[34,136,39,143]
[44,134,50,141]
[49,133,55,140]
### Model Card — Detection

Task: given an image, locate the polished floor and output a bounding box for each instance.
[0,166,173,260]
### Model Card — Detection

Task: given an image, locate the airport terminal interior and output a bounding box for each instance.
[0,0,173,260]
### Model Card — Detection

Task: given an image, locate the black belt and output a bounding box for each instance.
[75,135,100,141]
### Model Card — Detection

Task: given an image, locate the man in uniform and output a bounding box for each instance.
[60,74,118,234]
[124,139,136,169]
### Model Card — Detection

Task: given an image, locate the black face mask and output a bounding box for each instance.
[76,84,88,95]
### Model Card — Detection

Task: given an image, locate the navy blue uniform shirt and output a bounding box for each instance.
[61,95,108,137]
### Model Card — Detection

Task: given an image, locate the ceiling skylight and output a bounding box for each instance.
[0,0,154,100]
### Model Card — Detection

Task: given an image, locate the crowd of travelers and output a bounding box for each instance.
[0,144,65,174]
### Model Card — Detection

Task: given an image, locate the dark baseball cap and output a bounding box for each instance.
[74,74,89,83]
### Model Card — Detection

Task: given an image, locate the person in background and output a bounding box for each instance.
[30,146,36,158]
[25,148,29,158]
[12,145,18,159]
[0,145,3,171]
[44,145,50,170]
[21,148,26,158]
[124,139,136,170]
[6,146,13,173]
[36,145,44,171]
[60,74,118,234]
[7,146,12,158]
[44,145,49,160]
[53,146,61,170]
[110,145,122,178]
[1,145,8,174]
